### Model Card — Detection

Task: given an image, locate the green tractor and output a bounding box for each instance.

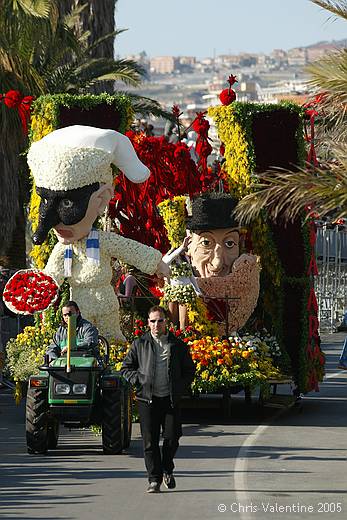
[25,316,132,455]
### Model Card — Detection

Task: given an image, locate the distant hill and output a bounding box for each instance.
[299,38,347,50]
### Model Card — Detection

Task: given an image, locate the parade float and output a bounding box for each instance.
[3,82,325,409]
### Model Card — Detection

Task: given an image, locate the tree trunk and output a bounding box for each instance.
[0,207,27,269]
[58,0,116,57]
[0,109,27,269]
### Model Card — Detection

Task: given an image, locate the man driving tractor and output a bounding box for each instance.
[46,300,99,361]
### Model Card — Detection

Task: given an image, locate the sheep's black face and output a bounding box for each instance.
[33,183,100,245]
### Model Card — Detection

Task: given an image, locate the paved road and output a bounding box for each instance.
[0,333,346,520]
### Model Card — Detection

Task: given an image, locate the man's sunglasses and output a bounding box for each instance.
[149,318,165,323]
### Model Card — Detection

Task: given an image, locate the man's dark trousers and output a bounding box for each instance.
[137,396,182,483]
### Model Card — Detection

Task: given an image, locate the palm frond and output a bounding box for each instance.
[235,145,347,224]
[87,29,128,54]
[306,49,347,138]
[310,0,347,21]
[63,2,89,29]
[117,91,174,120]
[73,58,145,87]
[307,50,347,102]
[10,0,51,18]
[43,63,76,93]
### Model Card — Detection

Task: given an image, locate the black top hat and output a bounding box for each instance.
[186,193,240,231]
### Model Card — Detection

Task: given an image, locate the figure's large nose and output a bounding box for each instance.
[210,244,224,271]
[32,199,60,245]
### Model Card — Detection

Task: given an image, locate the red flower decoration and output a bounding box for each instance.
[172,104,182,118]
[3,90,23,108]
[219,73,238,106]
[148,286,164,298]
[219,88,236,106]
[0,90,35,134]
[3,270,58,315]
[227,74,238,87]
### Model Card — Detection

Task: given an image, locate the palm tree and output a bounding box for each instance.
[1,1,146,96]
[235,0,347,224]
[0,1,52,268]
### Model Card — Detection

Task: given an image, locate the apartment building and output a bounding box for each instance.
[287,47,308,67]
[150,56,178,74]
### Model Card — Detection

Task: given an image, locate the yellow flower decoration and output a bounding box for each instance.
[29,102,57,267]
[208,105,252,197]
[158,196,187,248]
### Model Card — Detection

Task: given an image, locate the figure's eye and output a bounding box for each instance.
[61,199,73,209]
[201,238,211,247]
[225,239,236,249]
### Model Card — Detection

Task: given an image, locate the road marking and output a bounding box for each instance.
[325,370,347,379]
[233,410,285,520]
[232,368,343,519]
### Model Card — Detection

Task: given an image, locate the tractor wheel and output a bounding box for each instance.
[47,418,60,449]
[26,387,49,454]
[122,384,132,450]
[102,389,123,455]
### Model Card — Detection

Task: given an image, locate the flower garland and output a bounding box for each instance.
[29,93,132,143]
[302,219,325,391]
[29,103,57,268]
[30,101,55,142]
[157,196,187,249]
[250,215,286,350]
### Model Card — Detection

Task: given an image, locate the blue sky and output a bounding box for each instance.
[115,0,346,57]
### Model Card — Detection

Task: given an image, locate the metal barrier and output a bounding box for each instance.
[315,223,347,332]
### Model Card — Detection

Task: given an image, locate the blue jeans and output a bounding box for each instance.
[338,337,347,367]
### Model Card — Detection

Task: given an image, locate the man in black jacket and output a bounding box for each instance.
[121,305,195,493]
